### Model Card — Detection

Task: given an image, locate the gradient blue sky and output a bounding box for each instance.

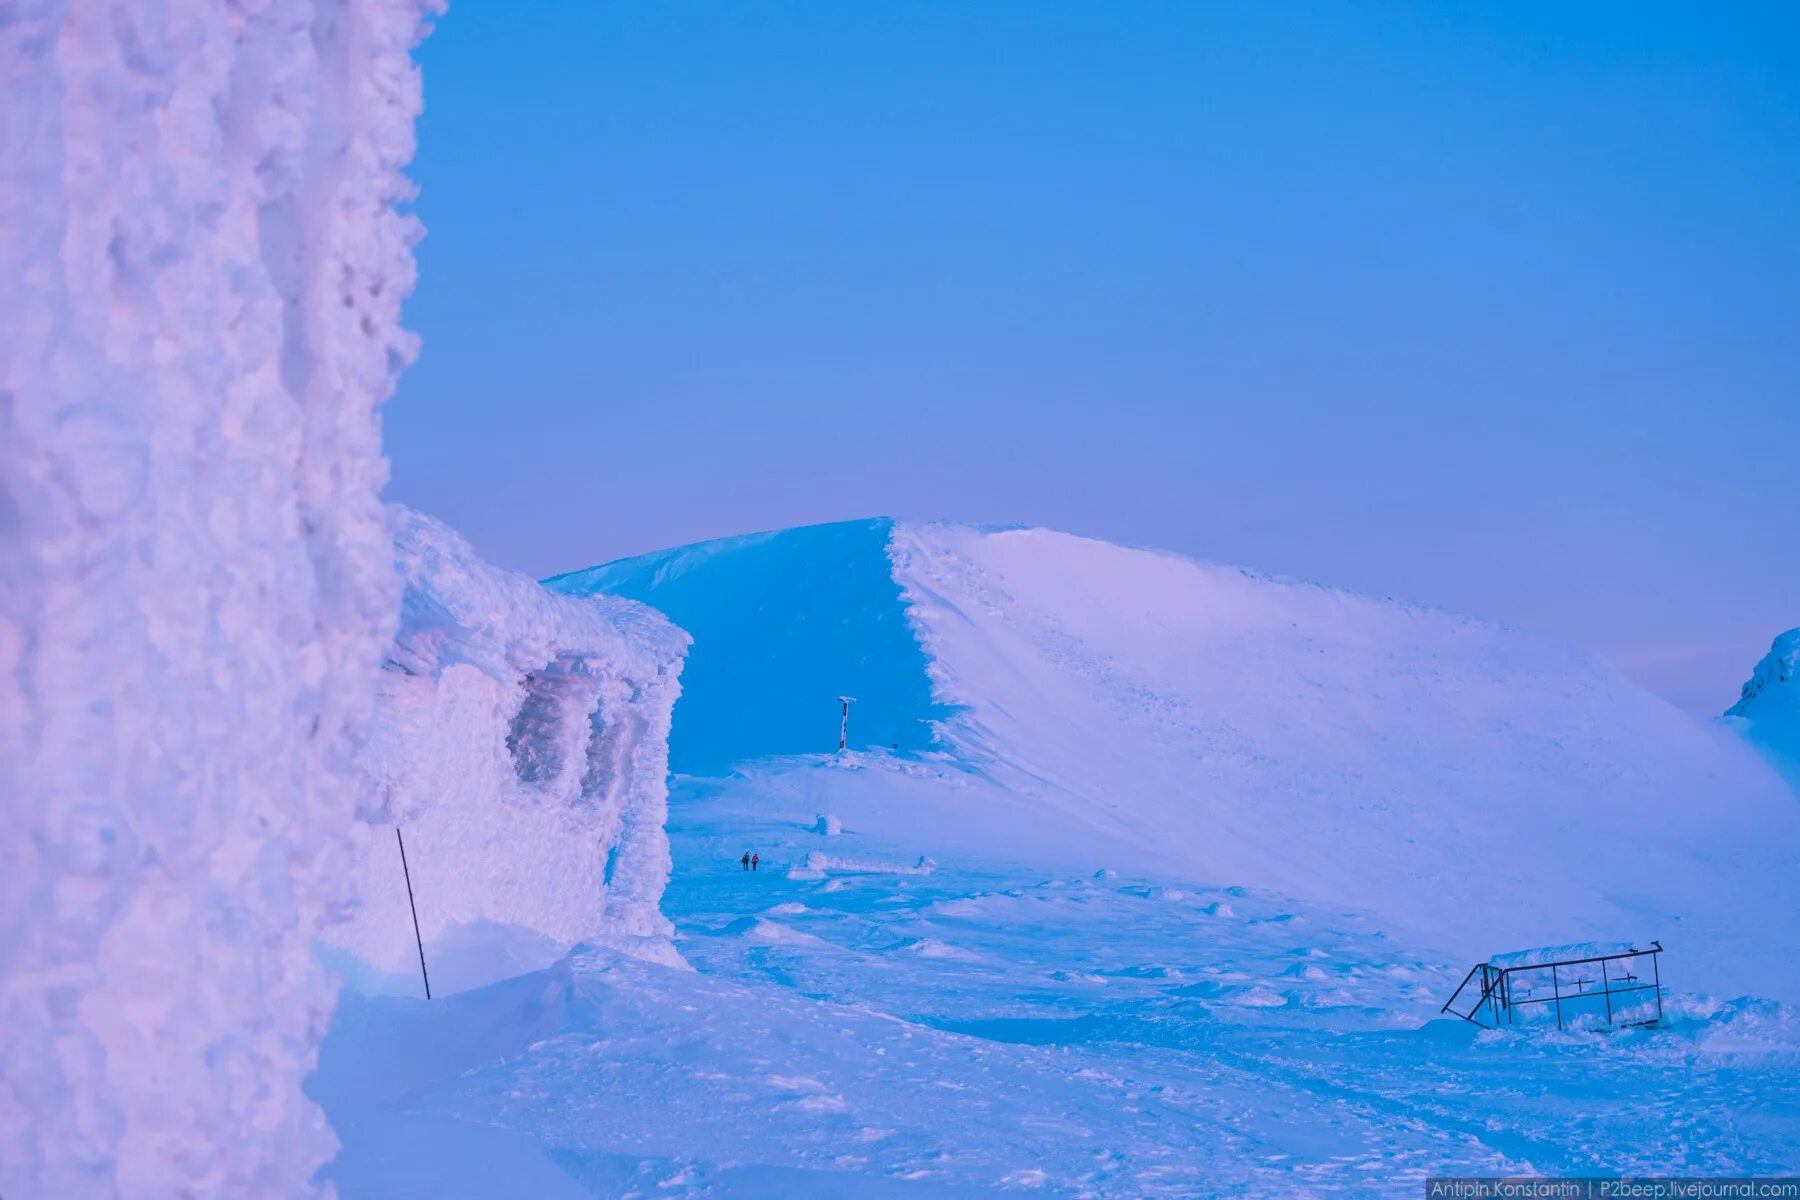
[386,1,1799,715]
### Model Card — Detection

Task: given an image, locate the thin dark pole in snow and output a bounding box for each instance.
[396,827,431,999]
[837,695,855,752]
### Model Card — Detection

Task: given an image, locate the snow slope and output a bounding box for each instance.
[322,510,688,996]
[891,523,1800,998]
[559,519,1800,999]
[1726,628,1800,786]
[1,5,434,1197]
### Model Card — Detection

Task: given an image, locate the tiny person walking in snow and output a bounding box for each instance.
[752,853,760,872]
[740,851,750,871]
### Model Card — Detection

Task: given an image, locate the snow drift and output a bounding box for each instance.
[322,511,687,995]
[569,519,1800,999]
[0,4,433,1196]
[1726,628,1799,786]
[891,523,1800,996]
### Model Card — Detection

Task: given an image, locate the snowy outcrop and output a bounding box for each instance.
[321,511,688,995]
[1725,629,1800,787]
[0,4,434,1197]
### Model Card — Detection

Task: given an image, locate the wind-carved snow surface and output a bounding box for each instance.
[322,511,688,995]
[1725,628,1800,786]
[888,523,1800,998]
[0,3,435,1197]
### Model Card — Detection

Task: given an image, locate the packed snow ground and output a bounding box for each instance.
[316,753,1800,1198]
[317,520,1800,1196]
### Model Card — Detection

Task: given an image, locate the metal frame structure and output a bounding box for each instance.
[1441,942,1663,1031]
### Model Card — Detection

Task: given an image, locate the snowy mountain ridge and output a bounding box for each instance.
[560,517,1800,999]
[548,519,949,775]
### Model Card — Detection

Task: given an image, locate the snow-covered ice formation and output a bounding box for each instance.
[321,510,687,995]
[1726,628,1799,785]
[0,3,434,1196]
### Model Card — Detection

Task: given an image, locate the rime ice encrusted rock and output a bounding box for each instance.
[1725,629,1800,785]
[1729,629,1799,720]
[0,3,438,1196]
[320,510,689,994]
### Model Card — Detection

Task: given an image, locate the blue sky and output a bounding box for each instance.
[386,1,1799,714]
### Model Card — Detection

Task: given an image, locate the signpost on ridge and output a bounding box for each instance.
[837,696,856,752]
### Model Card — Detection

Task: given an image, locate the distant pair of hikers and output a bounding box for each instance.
[740,851,760,872]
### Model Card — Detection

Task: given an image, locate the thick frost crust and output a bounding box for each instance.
[0,2,434,1196]
[1729,629,1799,719]
[1727,628,1799,783]
[321,510,689,995]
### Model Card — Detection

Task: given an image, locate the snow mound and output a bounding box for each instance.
[321,510,687,995]
[1725,628,1800,786]
[0,5,434,1196]
[792,852,938,878]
